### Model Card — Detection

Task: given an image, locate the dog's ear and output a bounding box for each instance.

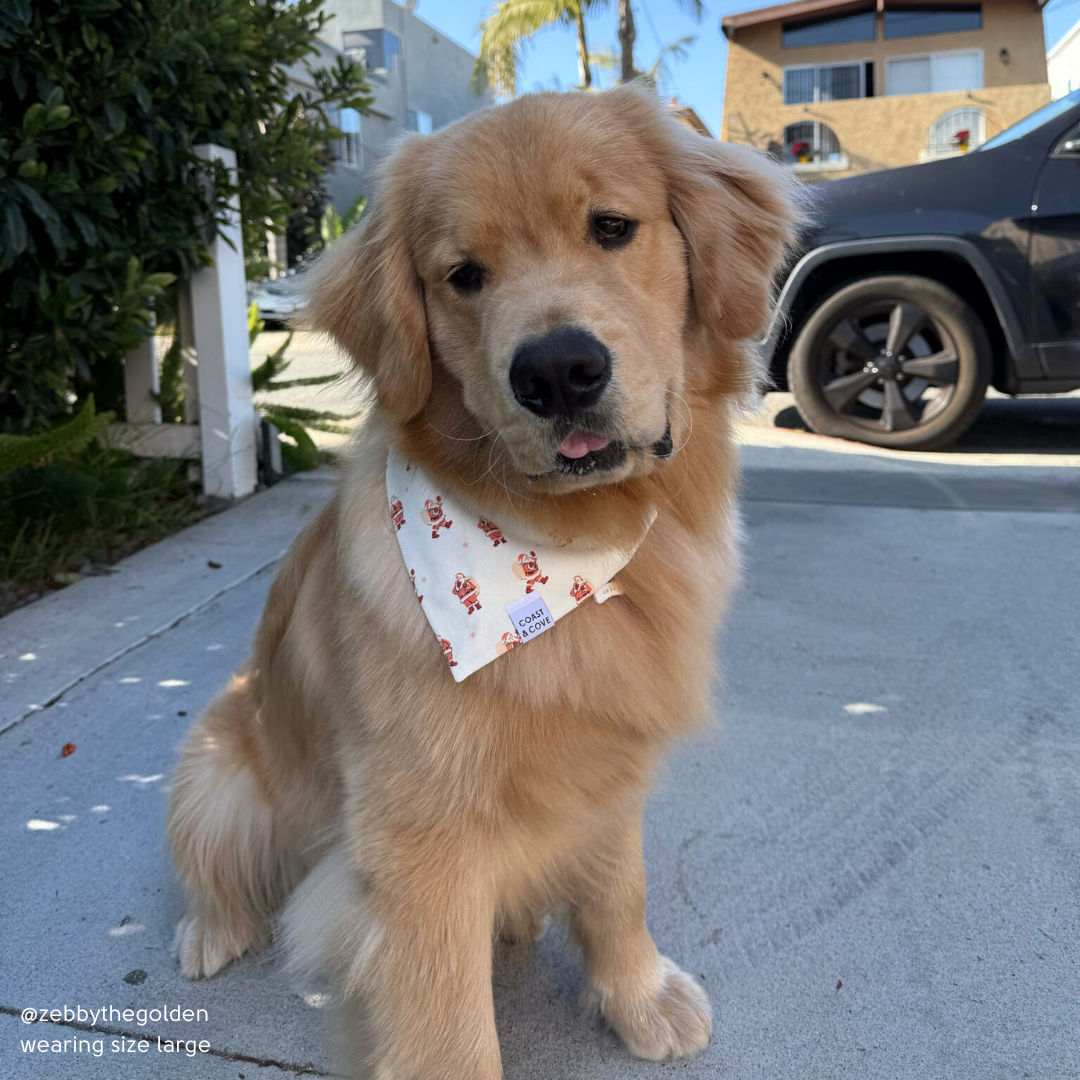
[663,124,808,389]
[304,139,431,421]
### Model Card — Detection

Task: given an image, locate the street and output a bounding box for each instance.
[1,386,1077,1078]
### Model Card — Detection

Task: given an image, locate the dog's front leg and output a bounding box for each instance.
[347,833,501,1080]
[572,810,711,1061]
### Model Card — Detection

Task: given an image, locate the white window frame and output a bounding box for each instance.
[782,61,869,106]
[885,48,983,97]
[920,106,986,160]
[782,121,850,173]
[406,108,433,135]
[337,108,363,170]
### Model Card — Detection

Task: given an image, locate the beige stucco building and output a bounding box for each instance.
[720,0,1052,180]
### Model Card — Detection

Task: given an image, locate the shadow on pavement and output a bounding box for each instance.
[772,396,1080,455]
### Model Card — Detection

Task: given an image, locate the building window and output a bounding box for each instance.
[783,63,866,105]
[783,8,875,47]
[338,108,361,168]
[884,5,981,39]
[342,29,401,74]
[885,49,982,95]
[406,109,433,134]
[783,121,846,168]
[926,106,985,156]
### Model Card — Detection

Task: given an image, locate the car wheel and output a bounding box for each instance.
[787,275,992,450]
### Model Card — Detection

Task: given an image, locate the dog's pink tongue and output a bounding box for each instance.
[558,431,611,459]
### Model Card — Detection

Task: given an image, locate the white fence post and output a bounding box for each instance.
[266,226,288,278]
[176,279,200,425]
[188,143,257,501]
[122,316,161,423]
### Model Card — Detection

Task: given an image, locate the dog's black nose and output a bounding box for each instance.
[509,328,611,419]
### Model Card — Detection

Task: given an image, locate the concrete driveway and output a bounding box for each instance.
[1,399,1077,1078]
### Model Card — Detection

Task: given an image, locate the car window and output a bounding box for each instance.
[976,91,1080,152]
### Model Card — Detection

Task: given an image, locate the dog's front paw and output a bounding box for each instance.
[584,956,712,1060]
[171,912,256,980]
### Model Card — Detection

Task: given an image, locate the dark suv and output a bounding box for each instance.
[765,90,1080,450]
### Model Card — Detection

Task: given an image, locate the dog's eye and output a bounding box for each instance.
[591,214,636,249]
[448,262,484,293]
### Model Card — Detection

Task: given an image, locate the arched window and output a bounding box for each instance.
[927,107,985,156]
[782,121,844,167]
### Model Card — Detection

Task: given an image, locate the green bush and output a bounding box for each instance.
[0,0,371,433]
[249,302,358,471]
[0,442,201,610]
[0,394,110,476]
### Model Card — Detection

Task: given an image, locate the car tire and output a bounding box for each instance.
[787,275,992,450]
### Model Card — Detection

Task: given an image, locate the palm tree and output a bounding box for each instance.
[590,35,698,94]
[618,1,706,86]
[475,0,606,99]
[617,0,635,84]
[474,0,708,100]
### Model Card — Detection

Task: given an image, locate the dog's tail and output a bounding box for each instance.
[167,672,305,978]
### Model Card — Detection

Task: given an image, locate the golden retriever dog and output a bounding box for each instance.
[167,85,802,1078]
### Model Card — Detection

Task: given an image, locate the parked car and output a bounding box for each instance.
[765,90,1080,450]
[249,262,309,327]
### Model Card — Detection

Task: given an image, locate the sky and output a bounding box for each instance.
[407,0,1080,137]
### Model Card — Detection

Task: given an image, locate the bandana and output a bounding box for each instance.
[386,448,655,682]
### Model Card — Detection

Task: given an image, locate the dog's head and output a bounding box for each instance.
[308,86,804,493]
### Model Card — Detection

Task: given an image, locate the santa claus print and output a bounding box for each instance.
[452,572,482,614]
[440,638,457,667]
[421,496,453,539]
[496,630,522,654]
[570,575,593,603]
[389,495,405,532]
[513,551,548,593]
[410,568,423,603]
[477,517,507,547]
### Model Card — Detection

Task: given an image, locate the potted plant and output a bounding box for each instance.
[790,139,812,164]
[952,128,971,153]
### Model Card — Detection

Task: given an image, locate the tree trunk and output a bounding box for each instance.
[618,0,636,84]
[575,7,592,89]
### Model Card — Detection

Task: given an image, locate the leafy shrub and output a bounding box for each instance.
[0,442,201,611]
[0,0,371,432]
[250,303,358,471]
[0,395,110,477]
[319,194,367,246]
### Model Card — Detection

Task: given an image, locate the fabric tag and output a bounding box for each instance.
[506,592,555,644]
[592,579,623,604]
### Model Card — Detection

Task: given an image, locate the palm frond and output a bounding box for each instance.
[259,403,363,423]
[674,0,706,19]
[475,0,603,97]
[260,374,342,391]
[647,34,698,80]
[588,45,619,71]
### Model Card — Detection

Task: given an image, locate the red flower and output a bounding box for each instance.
[952,129,970,144]
[790,140,812,157]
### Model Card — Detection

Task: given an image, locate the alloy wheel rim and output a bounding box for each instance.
[814,299,961,434]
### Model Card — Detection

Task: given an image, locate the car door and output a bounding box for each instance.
[1028,121,1080,379]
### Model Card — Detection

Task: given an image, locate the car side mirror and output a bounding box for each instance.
[1052,126,1080,158]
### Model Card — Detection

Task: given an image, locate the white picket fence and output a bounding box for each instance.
[109,144,260,501]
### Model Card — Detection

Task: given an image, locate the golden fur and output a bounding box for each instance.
[167,86,803,1078]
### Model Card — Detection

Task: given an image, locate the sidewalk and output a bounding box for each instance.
[2,439,1077,1078]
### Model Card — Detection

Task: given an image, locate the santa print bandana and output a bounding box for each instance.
[386,448,655,682]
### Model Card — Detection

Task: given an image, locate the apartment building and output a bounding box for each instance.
[720,0,1053,179]
[302,0,492,211]
[1048,17,1080,99]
